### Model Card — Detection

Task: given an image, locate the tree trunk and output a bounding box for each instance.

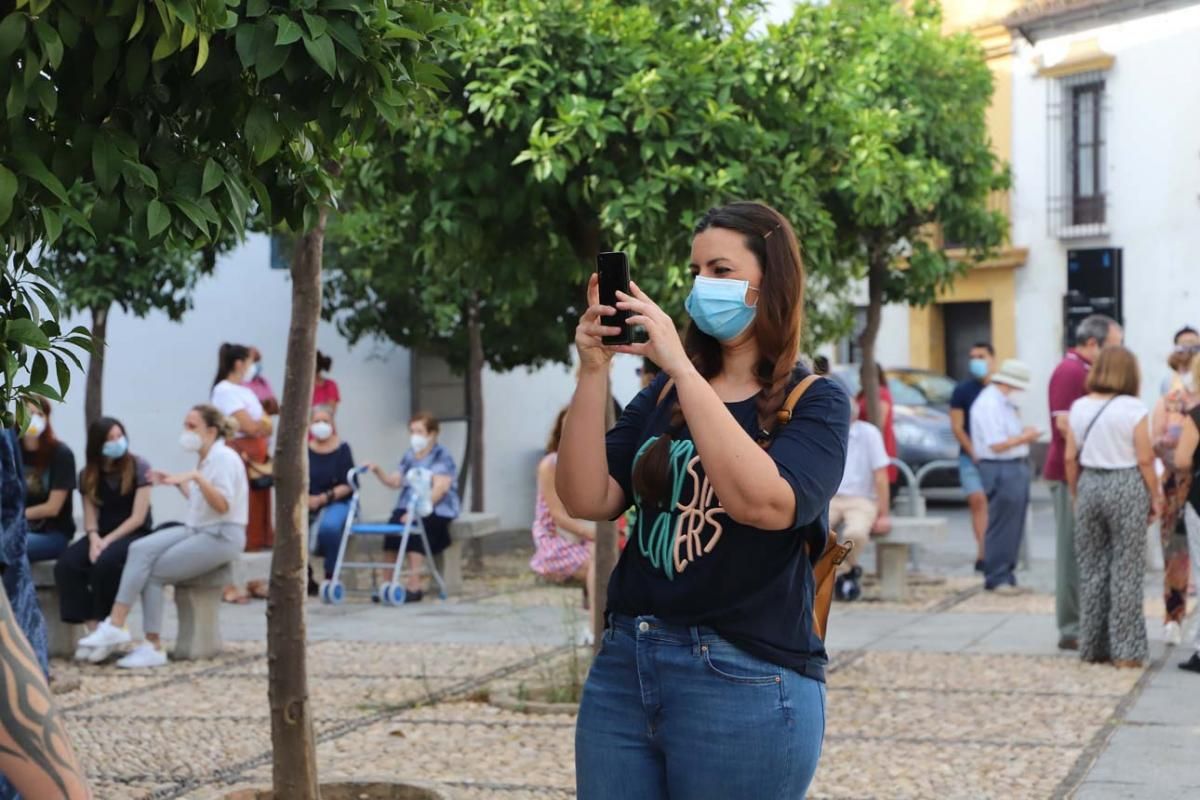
[466,296,485,513]
[84,305,109,428]
[268,209,326,800]
[591,374,618,652]
[858,250,887,428]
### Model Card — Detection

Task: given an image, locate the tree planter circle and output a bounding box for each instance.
[224,780,446,800]
[489,685,581,716]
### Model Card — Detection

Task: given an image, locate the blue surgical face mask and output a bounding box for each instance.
[102,436,128,460]
[968,358,989,379]
[684,276,758,342]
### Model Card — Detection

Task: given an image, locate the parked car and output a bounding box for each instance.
[830,366,961,489]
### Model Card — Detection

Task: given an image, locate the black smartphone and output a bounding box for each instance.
[597,251,632,345]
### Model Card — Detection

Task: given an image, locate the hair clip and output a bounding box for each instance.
[762,223,783,240]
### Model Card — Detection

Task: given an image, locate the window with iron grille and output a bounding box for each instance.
[1046,72,1108,238]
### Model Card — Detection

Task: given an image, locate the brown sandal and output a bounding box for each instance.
[246,579,270,600]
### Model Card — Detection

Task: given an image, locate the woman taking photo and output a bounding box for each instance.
[1065,347,1161,668]
[558,202,849,799]
[211,343,273,601]
[530,408,595,600]
[20,398,76,562]
[55,417,154,663]
[77,405,248,669]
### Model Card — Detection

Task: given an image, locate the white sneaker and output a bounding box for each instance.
[86,643,115,664]
[72,644,94,662]
[1165,621,1183,646]
[116,643,168,669]
[77,618,132,649]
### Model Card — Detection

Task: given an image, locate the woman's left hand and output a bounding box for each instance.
[160,471,195,487]
[611,282,691,377]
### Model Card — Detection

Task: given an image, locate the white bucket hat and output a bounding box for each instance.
[991,359,1031,391]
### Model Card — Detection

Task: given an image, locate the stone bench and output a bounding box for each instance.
[32,557,235,661]
[874,516,948,602]
[437,512,502,595]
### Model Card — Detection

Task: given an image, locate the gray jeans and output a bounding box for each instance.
[978,460,1031,589]
[114,523,245,635]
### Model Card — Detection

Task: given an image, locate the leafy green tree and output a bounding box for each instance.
[1,1,458,794]
[39,210,228,426]
[768,0,1009,423]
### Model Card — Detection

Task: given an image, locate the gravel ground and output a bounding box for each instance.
[59,547,1158,800]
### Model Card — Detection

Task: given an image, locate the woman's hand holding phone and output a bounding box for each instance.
[609,282,690,378]
[575,273,620,372]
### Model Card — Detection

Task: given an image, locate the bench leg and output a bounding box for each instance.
[877,542,911,602]
[174,585,223,660]
[436,541,464,596]
[37,586,82,659]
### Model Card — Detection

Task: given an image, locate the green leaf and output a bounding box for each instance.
[0,13,27,61]
[385,25,422,42]
[6,79,26,116]
[246,0,269,17]
[30,352,47,387]
[33,18,63,67]
[152,29,178,61]
[25,383,62,402]
[245,105,282,165]
[302,33,336,78]
[6,319,51,349]
[327,18,364,60]
[36,77,56,114]
[127,2,145,40]
[275,16,303,46]
[0,164,16,225]
[235,22,257,67]
[55,355,70,399]
[193,33,209,74]
[147,198,171,237]
[41,206,62,245]
[121,160,159,192]
[172,197,210,235]
[201,159,224,194]
[15,152,69,203]
[255,24,289,79]
[301,11,327,39]
[57,204,96,239]
[92,132,121,193]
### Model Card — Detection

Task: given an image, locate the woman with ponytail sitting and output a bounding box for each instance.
[77,405,248,669]
[559,202,850,798]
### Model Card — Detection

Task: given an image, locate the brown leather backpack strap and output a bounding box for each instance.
[757,374,822,448]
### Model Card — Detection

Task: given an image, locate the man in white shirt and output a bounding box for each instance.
[829,416,892,601]
[970,359,1040,594]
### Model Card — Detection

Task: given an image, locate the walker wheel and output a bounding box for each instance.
[319,580,345,605]
[379,582,406,606]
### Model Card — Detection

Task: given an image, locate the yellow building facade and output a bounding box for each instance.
[906,2,1030,374]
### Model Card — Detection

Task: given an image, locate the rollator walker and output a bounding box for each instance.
[317,465,448,606]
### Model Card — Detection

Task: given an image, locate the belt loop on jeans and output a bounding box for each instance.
[688,624,702,654]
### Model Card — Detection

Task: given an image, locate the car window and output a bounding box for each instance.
[886,378,928,406]
[889,371,956,406]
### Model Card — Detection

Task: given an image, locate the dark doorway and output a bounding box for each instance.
[943,302,992,381]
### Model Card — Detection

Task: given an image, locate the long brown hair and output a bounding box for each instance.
[632,201,805,509]
[81,417,135,504]
[546,407,569,454]
[23,397,60,472]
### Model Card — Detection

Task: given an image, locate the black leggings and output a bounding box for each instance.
[54,534,142,624]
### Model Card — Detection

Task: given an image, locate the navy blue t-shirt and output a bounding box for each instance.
[309,442,355,497]
[605,371,849,681]
[950,379,986,455]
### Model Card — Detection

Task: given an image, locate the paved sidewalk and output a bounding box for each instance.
[54,488,1200,799]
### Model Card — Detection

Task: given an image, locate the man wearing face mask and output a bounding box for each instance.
[970,359,1040,594]
[1045,314,1122,648]
[950,342,995,572]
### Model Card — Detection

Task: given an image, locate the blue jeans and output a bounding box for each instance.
[576,615,826,799]
[314,501,352,578]
[26,530,69,562]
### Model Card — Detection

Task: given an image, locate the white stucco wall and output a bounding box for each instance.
[45,232,634,533]
[1010,4,1200,431]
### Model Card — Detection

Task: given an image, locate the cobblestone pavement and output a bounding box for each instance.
[57,521,1194,800]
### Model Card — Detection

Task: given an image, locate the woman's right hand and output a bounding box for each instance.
[575,273,619,371]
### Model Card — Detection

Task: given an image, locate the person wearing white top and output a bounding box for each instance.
[1064,347,1162,668]
[77,405,249,669]
[828,418,892,601]
[211,343,274,604]
[969,359,1040,594]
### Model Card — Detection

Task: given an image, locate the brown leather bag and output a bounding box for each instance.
[654,373,852,642]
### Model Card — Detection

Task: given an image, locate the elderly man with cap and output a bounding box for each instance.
[970,359,1041,594]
